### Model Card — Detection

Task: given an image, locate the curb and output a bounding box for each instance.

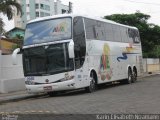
[0,93,46,104]
[138,72,160,79]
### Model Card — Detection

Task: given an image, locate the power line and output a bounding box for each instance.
[122,0,160,6]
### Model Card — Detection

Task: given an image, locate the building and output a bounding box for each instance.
[5,27,25,39]
[14,0,71,29]
[0,37,22,55]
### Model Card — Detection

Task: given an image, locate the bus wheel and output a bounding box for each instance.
[132,68,137,83]
[127,69,132,84]
[85,72,96,93]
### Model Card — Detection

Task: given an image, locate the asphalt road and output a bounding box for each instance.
[0,75,160,119]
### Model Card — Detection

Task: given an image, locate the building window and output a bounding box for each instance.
[40,12,44,17]
[45,5,50,11]
[36,12,39,17]
[40,4,44,9]
[35,4,39,9]
[40,4,50,11]
[45,13,50,16]
[62,9,66,14]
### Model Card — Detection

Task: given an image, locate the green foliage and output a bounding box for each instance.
[14,34,24,40]
[104,12,160,58]
[0,0,22,34]
[0,17,5,34]
[12,44,18,51]
[0,0,22,20]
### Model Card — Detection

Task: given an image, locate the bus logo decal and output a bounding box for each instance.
[53,22,67,33]
[99,44,112,80]
[117,43,137,62]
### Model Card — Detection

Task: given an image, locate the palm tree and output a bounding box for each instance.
[0,0,22,20]
[0,0,22,35]
[0,17,5,35]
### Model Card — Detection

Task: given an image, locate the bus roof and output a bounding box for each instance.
[28,14,138,30]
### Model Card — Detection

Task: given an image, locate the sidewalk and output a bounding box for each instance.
[0,91,46,104]
[141,71,160,77]
[0,72,160,104]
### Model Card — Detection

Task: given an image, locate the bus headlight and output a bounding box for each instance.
[25,80,35,85]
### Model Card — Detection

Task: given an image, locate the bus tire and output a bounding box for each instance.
[127,68,132,84]
[85,72,96,93]
[132,67,137,83]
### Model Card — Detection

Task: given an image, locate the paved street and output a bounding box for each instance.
[0,75,160,115]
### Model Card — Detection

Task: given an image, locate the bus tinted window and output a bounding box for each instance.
[120,27,128,43]
[94,21,106,40]
[104,23,114,41]
[128,29,140,43]
[112,25,121,42]
[73,17,86,69]
[84,17,140,43]
[84,18,97,40]
[85,18,106,40]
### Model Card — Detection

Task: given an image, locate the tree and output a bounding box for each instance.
[0,17,5,34]
[104,12,160,58]
[15,34,24,40]
[0,0,22,20]
[0,0,22,34]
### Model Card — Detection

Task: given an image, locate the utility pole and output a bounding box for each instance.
[68,2,73,13]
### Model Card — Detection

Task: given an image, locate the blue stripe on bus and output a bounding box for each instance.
[117,53,139,62]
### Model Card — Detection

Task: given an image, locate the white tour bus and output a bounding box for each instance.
[12,14,143,95]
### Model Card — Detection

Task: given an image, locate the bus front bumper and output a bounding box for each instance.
[25,80,76,94]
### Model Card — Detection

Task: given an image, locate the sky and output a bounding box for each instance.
[2,0,160,31]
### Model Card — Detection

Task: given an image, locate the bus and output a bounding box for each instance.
[12,14,143,95]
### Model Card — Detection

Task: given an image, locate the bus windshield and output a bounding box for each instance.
[23,43,74,76]
[24,17,72,46]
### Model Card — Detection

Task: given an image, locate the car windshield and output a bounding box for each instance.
[23,43,74,76]
[24,17,72,46]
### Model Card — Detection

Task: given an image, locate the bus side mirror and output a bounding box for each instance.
[68,40,74,58]
[12,48,20,65]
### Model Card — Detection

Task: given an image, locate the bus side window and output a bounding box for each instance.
[94,21,106,40]
[128,29,140,43]
[84,18,97,40]
[104,23,113,41]
[112,25,121,42]
[73,17,86,69]
[120,27,128,43]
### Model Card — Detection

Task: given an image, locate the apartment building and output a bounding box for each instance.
[14,0,70,29]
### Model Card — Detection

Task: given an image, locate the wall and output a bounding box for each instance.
[0,38,18,54]
[0,53,25,93]
[0,53,159,93]
[143,58,160,73]
[1,54,24,79]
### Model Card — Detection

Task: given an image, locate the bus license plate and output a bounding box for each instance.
[43,86,52,91]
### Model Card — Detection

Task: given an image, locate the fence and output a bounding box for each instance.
[143,58,160,73]
[0,52,25,93]
[0,51,160,93]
